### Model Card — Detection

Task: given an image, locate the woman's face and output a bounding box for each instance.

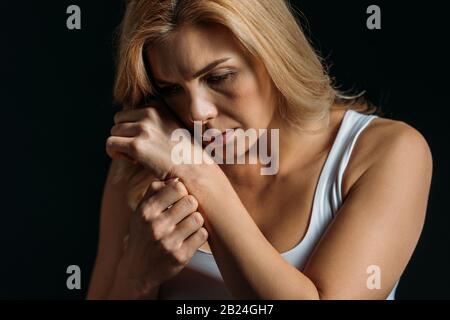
[146,22,278,158]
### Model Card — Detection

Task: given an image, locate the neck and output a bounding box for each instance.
[219,107,344,190]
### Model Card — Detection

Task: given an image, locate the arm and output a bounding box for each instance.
[87,159,159,299]
[302,123,432,299]
[175,123,433,299]
[176,164,320,299]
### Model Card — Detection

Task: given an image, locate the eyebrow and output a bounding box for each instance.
[154,57,231,85]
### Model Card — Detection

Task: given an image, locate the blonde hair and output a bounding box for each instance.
[111,0,380,208]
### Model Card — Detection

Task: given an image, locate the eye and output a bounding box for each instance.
[159,85,182,97]
[206,72,236,85]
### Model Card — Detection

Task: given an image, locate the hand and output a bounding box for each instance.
[106,102,189,180]
[116,178,208,296]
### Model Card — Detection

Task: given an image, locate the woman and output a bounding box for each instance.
[87,0,433,299]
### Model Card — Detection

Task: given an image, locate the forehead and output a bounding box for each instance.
[146,23,246,80]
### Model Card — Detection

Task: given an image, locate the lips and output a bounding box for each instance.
[221,130,235,144]
[202,128,236,146]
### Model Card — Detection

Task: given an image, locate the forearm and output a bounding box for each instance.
[175,164,320,300]
[108,260,160,300]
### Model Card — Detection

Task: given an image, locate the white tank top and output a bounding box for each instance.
[159,109,399,300]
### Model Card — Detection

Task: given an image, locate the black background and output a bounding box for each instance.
[1,1,448,299]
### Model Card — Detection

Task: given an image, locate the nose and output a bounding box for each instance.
[188,93,218,124]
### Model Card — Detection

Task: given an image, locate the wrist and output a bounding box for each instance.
[108,258,160,300]
[173,162,223,194]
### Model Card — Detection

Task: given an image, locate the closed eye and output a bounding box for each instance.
[158,84,182,96]
[157,71,237,97]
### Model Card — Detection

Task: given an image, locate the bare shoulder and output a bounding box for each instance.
[304,114,433,298]
[342,114,433,199]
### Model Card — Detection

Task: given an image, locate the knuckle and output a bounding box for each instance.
[137,122,149,136]
[140,131,150,140]
[150,222,164,240]
[184,195,198,210]
[172,250,188,265]
[136,122,146,131]
[192,211,203,226]
[150,180,162,191]
[129,139,141,154]
[141,201,157,221]
[135,204,147,220]
[160,238,172,252]
[106,136,114,147]
[113,111,123,124]
[199,227,208,241]
[105,139,112,153]
[171,181,188,197]
[138,208,151,223]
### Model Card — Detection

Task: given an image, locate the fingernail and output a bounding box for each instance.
[166,177,179,184]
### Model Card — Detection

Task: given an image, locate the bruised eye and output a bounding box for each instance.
[158,71,236,97]
[206,72,236,85]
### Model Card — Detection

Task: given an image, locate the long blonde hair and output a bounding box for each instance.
[111,0,380,209]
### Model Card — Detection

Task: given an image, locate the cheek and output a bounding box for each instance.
[229,76,275,128]
[158,98,192,128]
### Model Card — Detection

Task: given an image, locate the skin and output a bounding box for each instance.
[88,22,433,299]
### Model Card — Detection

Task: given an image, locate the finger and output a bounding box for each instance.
[149,195,198,241]
[106,136,135,159]
[180,227,209,256]
[110,122,141,137]
[142,181,165,203]
[164,195,199,226]
[114,107,156,124]
[142,177,179,200]
[139,179,188,218]
[170,211,204,243]
[142,178,175,201]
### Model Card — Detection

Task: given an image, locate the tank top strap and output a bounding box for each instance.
[313,109,378,224]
